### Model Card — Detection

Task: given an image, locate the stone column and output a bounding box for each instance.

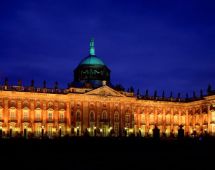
[17,100,22,133]
[66,102,71,134]
[4,99,9,134]
[82,101,88,134]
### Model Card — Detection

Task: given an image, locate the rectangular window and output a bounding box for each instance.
[212,111,215,122]
[23,111,29,120]
[35,111,41,121]
[10,111,16,120]
[59,112,64,120]
[48,112,53,121]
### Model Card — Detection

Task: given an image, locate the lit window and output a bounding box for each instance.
[59,112,64,120]
[101,111,107,120]
[114,112,119,122]
[23,111,29,120]
[48,112,53,120]
[125,114,130,123]
[35,111,41,120]
[10,111,16,120]
[212,111,215,122]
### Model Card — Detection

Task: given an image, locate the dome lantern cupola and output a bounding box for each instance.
[72,39,111,88]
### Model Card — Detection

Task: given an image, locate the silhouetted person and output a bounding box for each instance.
[138,129,142,137]
[153,125,160,140]
[84,128,89,137]
[178,125,184,139]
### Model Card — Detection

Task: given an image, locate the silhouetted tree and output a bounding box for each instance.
[114,84,125,91]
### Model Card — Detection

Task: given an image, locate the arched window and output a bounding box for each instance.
[48,112,53,121]
[35,109,41,120]
[114,112,119,122]
[59,111,65,120]
[101,111,107,120]
[23,110,29,121]
[125,113,130,123]
[9,108,16,120]
[90,112,95,122]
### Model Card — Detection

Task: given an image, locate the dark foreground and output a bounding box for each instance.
[0,137,214,170]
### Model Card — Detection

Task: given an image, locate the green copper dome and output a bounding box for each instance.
[79,55,104,65]
[73,38,111,89]
[79,38,105,66]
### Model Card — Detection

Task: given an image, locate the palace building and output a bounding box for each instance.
[0,39,215,138]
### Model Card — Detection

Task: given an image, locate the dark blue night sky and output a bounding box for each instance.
[0,0,215,97]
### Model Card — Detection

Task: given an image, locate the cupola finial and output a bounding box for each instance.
[89,38,95,55]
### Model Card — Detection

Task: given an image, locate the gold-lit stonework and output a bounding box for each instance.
[0,84,214,138]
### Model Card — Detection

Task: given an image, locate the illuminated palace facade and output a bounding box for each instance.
[0,39,215,138]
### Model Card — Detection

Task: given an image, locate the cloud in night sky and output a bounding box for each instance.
[0,0,215,97]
